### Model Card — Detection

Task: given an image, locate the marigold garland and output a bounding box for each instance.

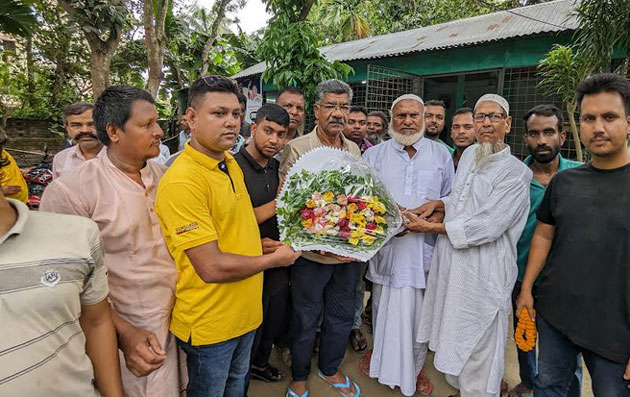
[515,308,537,352]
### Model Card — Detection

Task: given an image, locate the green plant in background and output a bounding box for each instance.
[537,44,590,162]
[574,0,630,76]
[0,0,37,37]
[258,0,352,103]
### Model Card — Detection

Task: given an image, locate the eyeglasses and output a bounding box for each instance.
[473,113,506,123]
[317,103,351,114]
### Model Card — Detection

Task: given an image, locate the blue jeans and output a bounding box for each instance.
[511,282,582,395]
[177,331,255,397]
[534,314,628,396]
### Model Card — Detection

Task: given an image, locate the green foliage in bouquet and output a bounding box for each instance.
[277,168,399,255]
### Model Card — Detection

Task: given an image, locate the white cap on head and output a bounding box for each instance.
[390,94,424,114]
[475,93,509,115]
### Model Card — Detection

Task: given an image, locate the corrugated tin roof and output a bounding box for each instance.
[233,0,579,79]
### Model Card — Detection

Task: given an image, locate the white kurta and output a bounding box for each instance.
[417,144,531,395]
[363,138,453,395]
[363,138,454,288]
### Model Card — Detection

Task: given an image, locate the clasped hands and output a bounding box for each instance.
[396,200,445,236]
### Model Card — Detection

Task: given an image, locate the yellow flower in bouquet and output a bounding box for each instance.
[362,235,376,244]
[323,191,335,203]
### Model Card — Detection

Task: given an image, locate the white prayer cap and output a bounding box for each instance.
[475,93,510,115]
[390,94,424,114]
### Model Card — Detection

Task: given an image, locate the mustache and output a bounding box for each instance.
[74,132,99,141]
[534,145,552,151]
[329,117,344,125]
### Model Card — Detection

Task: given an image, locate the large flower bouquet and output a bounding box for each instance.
[277,147,402,261]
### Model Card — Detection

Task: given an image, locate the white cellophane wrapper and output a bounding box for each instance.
[277,147,402,262]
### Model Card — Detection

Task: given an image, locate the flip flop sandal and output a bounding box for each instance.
[286,388,309,397]
[358,350,372,377]
[318,370,361,397]
[251,364,285,382]
[349,329,368,353]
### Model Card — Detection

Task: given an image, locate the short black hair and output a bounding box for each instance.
[255,104,290,128]
[277,86,304,100]
[187,75,240,109]
[425,99,446,109]
[523,104,563,132]
[576,73,630,116]
[93,85,154,146]
[237,91,247,106]
[349,106,367,117]
[368,111,388,125]
[453,107,473,116]
[62,102,94,125]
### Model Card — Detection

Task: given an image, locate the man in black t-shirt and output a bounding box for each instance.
[234,104,290,390]
[516,73,630,396]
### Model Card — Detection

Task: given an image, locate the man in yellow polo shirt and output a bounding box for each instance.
[0,146,28,203]
[156,75,300,397]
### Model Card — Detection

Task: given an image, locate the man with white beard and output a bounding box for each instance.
[405,94,531,397]
[362,94,454,396]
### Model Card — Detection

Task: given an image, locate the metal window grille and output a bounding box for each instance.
[364,64,423,115]
[503,66,586,161]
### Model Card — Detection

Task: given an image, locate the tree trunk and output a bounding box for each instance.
[25,36,34,108]
[298,0,316,21]
[566,100,583,162]
[144,0,169,98]
[90,50,113,99]
[51,40,69,108]
[201,0,231,76]
[57,0,123,100]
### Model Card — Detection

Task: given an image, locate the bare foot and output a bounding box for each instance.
[288,380,307,395]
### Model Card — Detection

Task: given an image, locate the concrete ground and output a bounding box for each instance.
[250,313,594,397]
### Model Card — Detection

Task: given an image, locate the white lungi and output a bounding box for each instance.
[370,284,427,396]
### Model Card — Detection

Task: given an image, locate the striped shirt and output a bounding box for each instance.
[0,199,108,396]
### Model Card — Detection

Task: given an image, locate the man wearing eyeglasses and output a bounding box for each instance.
[406,94,531,397]
[279,79,362,397]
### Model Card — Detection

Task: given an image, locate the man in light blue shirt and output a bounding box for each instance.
[509,104,582,397]
[363,94,454,396]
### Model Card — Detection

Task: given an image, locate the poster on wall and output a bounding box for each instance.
[238,77,262,124]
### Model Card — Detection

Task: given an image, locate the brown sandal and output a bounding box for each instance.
[349,329,368,353]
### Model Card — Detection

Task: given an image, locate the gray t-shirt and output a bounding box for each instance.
[0,200,109,396]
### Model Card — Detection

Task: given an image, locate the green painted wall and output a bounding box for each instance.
[344,33,573,82]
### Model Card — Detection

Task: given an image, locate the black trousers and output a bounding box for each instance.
[244,283,290,396]
[290,256,359,381]
[251,283,290,367]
